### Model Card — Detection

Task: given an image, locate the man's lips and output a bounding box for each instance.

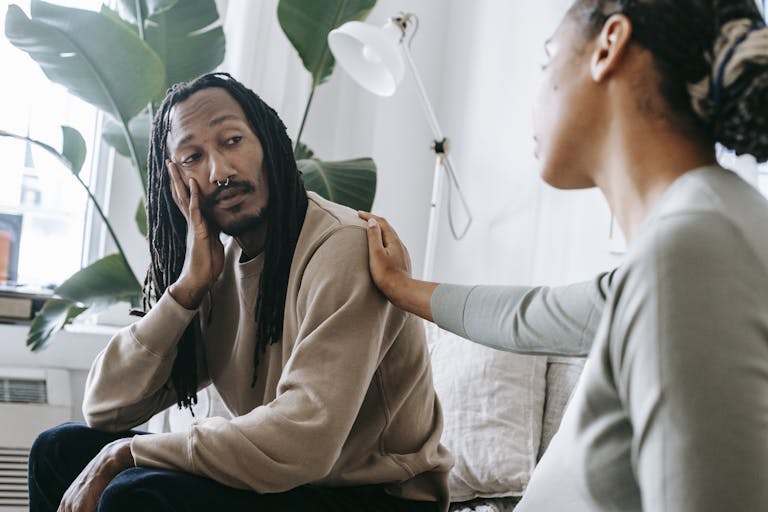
[215,189,248,209]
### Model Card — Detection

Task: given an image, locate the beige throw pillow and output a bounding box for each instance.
[429,327,547,501]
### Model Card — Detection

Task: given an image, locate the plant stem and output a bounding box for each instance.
[0,131,133,274]
[132,0,151,195]
[293,84,316,156]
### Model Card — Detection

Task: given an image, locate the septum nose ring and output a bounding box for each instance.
[215,177,230,187]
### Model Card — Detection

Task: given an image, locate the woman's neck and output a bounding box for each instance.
[593,120,717,243]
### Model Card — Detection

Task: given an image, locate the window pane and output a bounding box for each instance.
[0,0,102,287]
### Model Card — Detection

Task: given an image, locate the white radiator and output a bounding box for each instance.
[0,367,71,511]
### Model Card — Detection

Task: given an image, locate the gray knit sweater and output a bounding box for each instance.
[432,166,768,511]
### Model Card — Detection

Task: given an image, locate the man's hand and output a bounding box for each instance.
[167,160,225,309]
[57,438,134,512]
[357,211,437,321]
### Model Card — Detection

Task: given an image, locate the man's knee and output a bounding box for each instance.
[29,422,92,473]
[98,468,173,512]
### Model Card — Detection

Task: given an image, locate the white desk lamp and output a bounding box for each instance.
[328,13,472,280]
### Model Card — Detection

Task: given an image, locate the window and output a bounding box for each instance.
[0,0,103,287]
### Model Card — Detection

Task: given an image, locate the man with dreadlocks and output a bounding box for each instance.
[28,73,452,512]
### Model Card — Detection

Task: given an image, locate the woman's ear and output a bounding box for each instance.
[591,14,633,82]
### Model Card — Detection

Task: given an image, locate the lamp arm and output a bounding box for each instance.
[401,43,445,141]
[400,42,473,237]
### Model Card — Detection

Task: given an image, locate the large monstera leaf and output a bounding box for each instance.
[299,157,376,211]
[142,0,225,92]
[4,0,165,124]
[27,254,142,350]
[278,0,376,86]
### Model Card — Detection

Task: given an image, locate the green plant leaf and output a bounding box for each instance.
[55,253,142,310]
[102,112,150,186]
[298,157,376,211]
[102,113,150,159]
[27,254,141,350]
[4,1,166,123]
[116,0,177,23]
[294,141,315,160]
[135,198,148,237]
[145,0,225,90]
[61,126,86,175]
[27,299,87,351]
[278,0,376,86]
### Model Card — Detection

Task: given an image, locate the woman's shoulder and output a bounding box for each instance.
[627,167,768,279]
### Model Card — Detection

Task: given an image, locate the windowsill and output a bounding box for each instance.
[0,321,116,371]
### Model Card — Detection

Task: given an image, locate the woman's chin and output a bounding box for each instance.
[539,164,594,190]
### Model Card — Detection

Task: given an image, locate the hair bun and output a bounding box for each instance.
[690,17,768,163]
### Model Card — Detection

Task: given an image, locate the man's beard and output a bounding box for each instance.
[198,179,265,236]
[218,211,265,237]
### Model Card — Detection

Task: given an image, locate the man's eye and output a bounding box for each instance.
[182,153,201,165]
[227,136,242,145]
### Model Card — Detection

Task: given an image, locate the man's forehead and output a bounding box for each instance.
[167,88,249,147]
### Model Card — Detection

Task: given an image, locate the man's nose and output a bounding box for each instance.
[208,150,234,186]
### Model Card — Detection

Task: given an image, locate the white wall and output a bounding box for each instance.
[271,0,621,287]
[430,0,622,287]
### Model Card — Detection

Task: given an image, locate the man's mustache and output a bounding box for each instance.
[200,180,256,209]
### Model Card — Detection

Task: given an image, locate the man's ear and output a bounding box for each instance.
[591,14,633,82]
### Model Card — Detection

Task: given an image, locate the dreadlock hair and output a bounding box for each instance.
[143,72,308,410]
[568,0,768,162]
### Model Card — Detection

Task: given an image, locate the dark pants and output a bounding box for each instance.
[29,422,438,512]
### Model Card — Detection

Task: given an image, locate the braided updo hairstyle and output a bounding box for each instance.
[570,0,768,162]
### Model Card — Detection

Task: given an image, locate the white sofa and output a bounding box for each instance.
[149,326,584,510]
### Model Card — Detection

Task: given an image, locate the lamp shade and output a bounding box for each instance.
[328,21,404,97]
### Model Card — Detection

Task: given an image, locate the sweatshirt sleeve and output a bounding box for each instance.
[131,226,407,492]
[82,291,207,431]
[430,272,613,356]
[611,212,768,511]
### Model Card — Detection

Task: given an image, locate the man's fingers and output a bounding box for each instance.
[188,178,203,226]
[167,161,190,215]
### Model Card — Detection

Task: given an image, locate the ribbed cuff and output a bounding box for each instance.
[131,431,192,471]
[430,284,475,338]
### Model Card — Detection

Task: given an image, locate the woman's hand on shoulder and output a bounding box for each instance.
[358,211,437,321]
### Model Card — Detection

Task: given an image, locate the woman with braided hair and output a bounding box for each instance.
[360,0,768,510]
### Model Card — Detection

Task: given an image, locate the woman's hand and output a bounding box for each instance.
[166,160,225,309]
[358,211,438,321]
[57,438,134,512]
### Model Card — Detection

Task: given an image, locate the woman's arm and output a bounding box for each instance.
[359,212,612,356]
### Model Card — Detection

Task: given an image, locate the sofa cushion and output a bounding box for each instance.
[538,356,585,459]
[428,326,547,501]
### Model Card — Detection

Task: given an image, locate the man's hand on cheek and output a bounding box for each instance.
[165,161,225,309]
[57,437,135,512]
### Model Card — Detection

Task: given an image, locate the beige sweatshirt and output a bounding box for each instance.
[83,192,453,509]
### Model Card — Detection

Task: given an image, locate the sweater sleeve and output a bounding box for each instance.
[430,272,613,356]
[611,212,768,511]
[130,227,408,492]
[82,291,207,431]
